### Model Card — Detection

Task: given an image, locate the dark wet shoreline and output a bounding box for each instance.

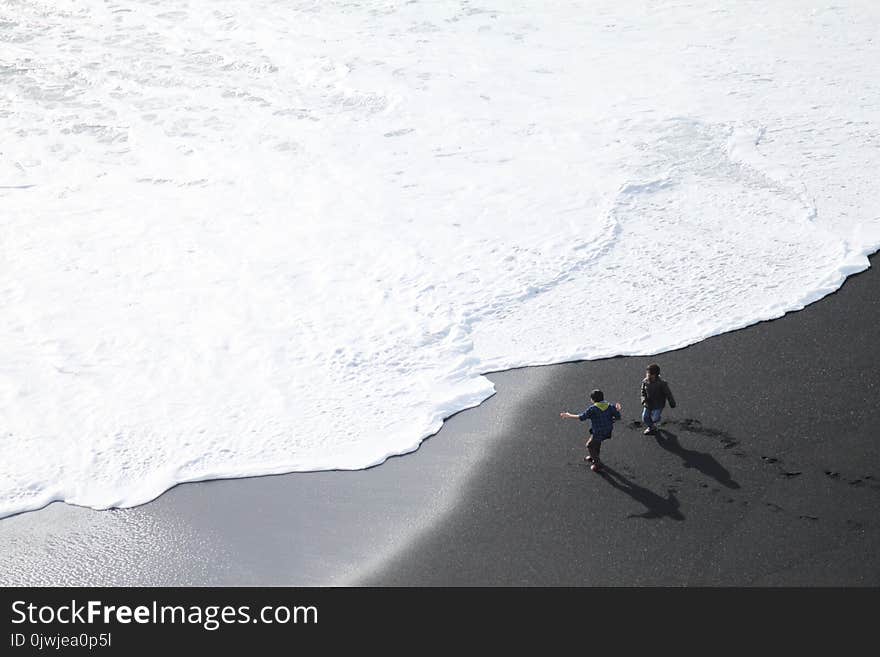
[359,253,880,585]
[2,255,878,586]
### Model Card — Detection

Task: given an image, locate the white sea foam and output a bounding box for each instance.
[1,1,879,518]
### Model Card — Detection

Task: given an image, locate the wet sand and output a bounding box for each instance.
[360,253,880,585]
[2,255,878,586]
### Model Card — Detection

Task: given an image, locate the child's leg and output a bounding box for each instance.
[587,437,601,463]
[642,406,654,428]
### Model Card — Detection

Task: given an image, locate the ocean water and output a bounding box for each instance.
[2,0,878,518]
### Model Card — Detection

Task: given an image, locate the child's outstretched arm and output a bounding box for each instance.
[559,412,579,419]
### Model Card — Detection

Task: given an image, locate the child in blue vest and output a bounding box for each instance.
[560,389,622,472]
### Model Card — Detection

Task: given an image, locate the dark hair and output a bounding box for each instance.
[647,363,660,376]
[590,389,604,402]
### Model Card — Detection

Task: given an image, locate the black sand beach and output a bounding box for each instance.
[360,254,880,585]
[2,254,878,586]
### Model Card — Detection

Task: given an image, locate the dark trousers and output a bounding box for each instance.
[586,434,609,461]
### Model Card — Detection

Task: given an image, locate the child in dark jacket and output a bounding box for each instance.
[560,389,622,472]
[641,363,676,435]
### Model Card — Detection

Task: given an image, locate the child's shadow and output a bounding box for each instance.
[599,465,685,521]
[656,429,740,490]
